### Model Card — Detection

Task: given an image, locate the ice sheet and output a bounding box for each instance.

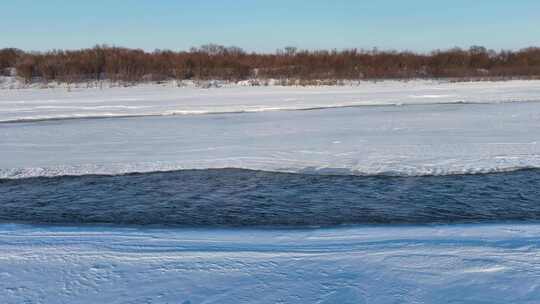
[2,101,540,178]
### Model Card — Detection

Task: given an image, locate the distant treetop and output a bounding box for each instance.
[2,45,540,83]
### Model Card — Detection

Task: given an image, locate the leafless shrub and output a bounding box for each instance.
[1,45,539,84]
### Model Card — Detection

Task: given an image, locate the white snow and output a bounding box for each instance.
[1,223,540,303]
[2,93,540,178]
[1,79,540,123]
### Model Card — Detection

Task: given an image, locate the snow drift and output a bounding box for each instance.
[1,223,540,303]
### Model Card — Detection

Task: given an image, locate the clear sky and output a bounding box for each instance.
[1,0,539,52]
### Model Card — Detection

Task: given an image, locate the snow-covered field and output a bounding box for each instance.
[2,224,540,303]
[1,79,540,123]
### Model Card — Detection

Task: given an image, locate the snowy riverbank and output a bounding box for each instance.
[2,79,540,122]
[2,223,540,303]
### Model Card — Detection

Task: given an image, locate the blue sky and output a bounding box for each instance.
[1,0,539,52]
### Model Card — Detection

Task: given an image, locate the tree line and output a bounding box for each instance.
[1,44,540,84]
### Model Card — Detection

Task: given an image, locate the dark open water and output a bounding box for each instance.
[1,168,539,227]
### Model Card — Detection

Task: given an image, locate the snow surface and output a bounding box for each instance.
[2,79,540,123]
[2,95,540,178]
[1,223,540,303]
[2,79,540,178]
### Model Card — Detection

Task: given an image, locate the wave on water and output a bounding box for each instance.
[1,168,540,227]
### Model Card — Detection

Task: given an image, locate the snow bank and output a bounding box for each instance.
[1,223,539,303]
